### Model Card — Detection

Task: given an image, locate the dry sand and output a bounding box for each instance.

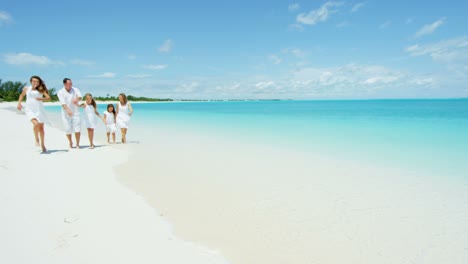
[0,103,228,264]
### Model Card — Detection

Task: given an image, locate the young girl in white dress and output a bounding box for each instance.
[103,104,117,144]
[116,93,133,143]
[80,93,102,149]
[16,75,51,153]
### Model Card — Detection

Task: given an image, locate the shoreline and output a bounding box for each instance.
[0,103,229,264]
[116,116,468,264]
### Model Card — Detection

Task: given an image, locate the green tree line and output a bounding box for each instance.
[0,79,171,102]
[0,79,59,102]
[93,95,172,102]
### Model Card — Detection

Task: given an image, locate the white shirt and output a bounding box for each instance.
[57,87,82,117]
[104,111,115,125]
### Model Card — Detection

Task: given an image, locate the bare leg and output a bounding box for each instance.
[121,128,127,143]
[112,132,116,144]
[88,128,95,149]
[31,119,39,143]
[75,132,81,148]
[33,125,39,146]
[31,119,40,147]
[38,123,46,152]
[66,134,74,148]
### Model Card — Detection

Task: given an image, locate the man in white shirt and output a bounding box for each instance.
[57,78,82,148]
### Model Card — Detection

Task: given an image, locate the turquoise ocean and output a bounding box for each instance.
[47,99,468,179]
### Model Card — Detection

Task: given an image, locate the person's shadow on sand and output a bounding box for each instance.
[40,149,69,155]
[82,144,107,149]
[114,140,140,145]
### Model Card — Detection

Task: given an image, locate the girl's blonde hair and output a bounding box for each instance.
[85,93,97,109]
[119,93,128,104]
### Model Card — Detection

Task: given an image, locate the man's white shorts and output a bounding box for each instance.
[62,115,81,134]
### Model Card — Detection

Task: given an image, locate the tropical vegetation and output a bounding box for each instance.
[0,78,171,102]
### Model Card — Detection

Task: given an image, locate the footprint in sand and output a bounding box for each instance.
[64,215,80,224]
[0,161,8,171]
[54,232,80,250]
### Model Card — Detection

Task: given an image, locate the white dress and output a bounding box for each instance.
[83,103,98,129]
[24,86,48,123]
[116,102,130,129]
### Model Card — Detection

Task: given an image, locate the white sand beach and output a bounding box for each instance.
[118,119,468,264]
[0,103,228,264]
[2,101,468,264]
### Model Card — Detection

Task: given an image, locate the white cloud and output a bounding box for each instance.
[87,72,116,78]
[143,64,168,70]
[409,77,434,85]
[379,20,391,29]
[296,1,343,26]
[281,48,306,58]
[336,21,350,28]
[405,36,468,63]
[176,82,199,93]
[70,59,95,66]
[288,3,300,12]
[255,81,276,90]
[3,52,63,66]
[363,76,399,85]
[268,54,282,65]
[415,17,445,38]
[288,23,304,31]
[0,11,13,26]
[290,63,407,96]
[126,74,152,78]
[351,2,365,13]
[158,39,174,53]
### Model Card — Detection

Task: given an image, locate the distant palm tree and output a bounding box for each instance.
[48,87,58,101]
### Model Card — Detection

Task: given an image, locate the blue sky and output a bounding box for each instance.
[1,1,467,99]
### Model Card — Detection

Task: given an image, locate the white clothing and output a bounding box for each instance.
[106,124,117,133]
[24,86,48,123]
[83,103,98,129]
[57,87,82,117]
[116,102,131,129]
[104,111,115,125]
[62,115,81,134]
[104,111,116,133]
[57,86,82,134]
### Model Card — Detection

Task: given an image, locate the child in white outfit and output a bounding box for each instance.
[103,104,116,144]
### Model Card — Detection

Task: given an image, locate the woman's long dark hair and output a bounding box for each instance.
[30,75,49,95]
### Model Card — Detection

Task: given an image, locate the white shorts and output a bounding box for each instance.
[106,124,116,133]
[62,115,81,134]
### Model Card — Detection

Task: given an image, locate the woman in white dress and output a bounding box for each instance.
[80,93,102,149]
[16,75,51,152]
[116,93,133,143]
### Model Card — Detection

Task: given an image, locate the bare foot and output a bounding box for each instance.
[35,140,40,146]
[41,146,47,153]
[90,145,95,149]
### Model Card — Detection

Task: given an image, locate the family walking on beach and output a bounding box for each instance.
[17,76,133,152]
